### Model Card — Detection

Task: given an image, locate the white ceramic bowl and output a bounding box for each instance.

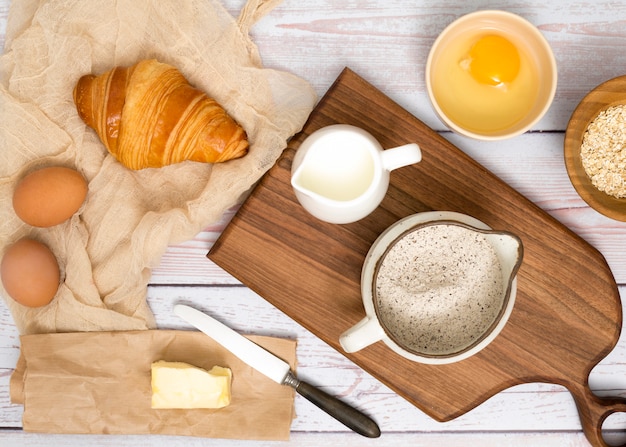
[426,10,557,140]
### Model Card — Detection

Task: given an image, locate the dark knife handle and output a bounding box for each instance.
[286,372,381,438]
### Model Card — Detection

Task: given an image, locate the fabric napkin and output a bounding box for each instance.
[0,0,317,334]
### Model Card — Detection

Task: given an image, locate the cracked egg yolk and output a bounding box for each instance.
[429,29,540,135]
[467,34,521,86]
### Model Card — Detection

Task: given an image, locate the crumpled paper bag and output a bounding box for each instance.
[10,330,297,440]
[0,0,317,333]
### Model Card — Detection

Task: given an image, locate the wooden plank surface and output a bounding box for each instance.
[3,1,626,446]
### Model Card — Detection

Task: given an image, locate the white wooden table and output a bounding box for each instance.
[2,1,626,446]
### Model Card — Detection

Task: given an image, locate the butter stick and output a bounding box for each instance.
[151,360,232,409]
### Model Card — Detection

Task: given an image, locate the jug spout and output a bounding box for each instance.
[290,151,383,224]
[291,141,377,203]
[485,231,524,279]
[291,169,336,204]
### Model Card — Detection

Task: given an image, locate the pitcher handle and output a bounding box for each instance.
[339,317,386,353]
[381,143,422,171]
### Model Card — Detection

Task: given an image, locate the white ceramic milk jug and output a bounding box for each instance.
[291,125,422,224]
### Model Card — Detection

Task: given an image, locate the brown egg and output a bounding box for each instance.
[13,166,88,227]
[1,238,60,307]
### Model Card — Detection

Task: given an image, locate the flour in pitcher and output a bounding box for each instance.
[374,224,504,356]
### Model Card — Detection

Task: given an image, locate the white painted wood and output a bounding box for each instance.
[4,286,626,431]
[2,0,626,445]
[0,431,611,447]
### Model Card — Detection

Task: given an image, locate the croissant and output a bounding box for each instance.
[73,59,249,169]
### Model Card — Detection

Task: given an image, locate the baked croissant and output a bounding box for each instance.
[73,59,249,169]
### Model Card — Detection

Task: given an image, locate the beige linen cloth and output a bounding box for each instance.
[0,0,317,334]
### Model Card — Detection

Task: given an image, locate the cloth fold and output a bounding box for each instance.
[0,0,317,334]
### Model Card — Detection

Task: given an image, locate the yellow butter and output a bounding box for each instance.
[151,360,232,409]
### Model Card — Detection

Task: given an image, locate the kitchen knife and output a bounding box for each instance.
[174,304,381,438]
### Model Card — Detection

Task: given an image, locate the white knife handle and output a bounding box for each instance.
[284,371,381,438]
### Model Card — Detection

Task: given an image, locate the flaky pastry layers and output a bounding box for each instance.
[73,59,249,169]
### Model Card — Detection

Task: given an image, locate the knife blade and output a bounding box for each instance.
[174,304,380,438]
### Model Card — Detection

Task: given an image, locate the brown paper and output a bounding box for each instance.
[10,330,297,440]
[0,0,317,334]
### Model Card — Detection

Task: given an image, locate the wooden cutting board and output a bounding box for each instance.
[209,68,626,446]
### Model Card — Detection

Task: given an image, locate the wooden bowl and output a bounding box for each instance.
[564,75,626,221]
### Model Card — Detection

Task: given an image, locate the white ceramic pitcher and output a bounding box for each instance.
[291,124,422,224]
[339,211,524,364]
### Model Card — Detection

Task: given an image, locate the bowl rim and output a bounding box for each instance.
[564,75,626,221]
[425,9,558,141]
